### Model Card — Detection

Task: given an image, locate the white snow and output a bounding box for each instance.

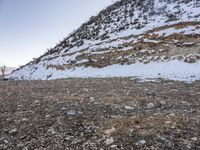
[8,60,200,82]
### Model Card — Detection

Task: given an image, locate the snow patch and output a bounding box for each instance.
[9,60,200,82]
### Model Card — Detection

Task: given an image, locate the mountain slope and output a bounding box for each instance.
[9,0,200,81]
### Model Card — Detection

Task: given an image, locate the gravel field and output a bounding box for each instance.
[0,78,200,149]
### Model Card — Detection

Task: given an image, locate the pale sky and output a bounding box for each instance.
[0,0,114,67]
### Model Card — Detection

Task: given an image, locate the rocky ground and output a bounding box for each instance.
[0,78,200,149]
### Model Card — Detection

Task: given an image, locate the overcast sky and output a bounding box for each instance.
[0,0,114,67]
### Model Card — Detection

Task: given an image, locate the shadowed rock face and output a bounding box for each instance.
[9,0,200,80]
[0,78,200,149]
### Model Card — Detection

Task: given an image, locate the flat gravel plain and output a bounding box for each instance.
[0,78,200,149]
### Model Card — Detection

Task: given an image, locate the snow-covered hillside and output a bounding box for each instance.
[9,0,200,81]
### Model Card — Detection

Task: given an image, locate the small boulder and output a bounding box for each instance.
[139,140,146,145]
[105,137,114,145]
[147,103,154,108]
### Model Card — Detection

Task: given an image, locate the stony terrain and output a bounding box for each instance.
[0,78,200,149]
